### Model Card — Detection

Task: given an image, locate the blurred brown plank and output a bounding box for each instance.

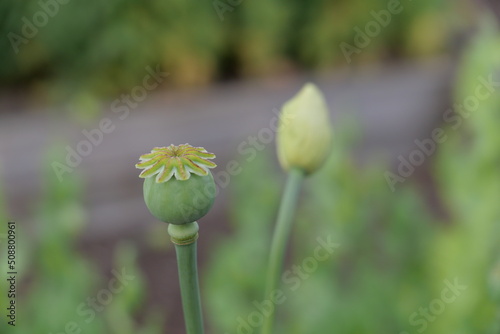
[0,58,453,239]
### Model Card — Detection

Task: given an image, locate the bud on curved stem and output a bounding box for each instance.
[262,83,333,334]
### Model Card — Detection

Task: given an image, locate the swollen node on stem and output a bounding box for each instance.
[168,222,199,245]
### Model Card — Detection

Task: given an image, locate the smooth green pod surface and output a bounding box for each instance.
[143,173,215,224]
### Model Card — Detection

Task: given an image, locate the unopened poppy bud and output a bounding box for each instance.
[136,144,216,225]
[276,83,333,174]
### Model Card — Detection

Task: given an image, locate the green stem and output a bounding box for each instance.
[169,222,204,334]
[261,168,304,334]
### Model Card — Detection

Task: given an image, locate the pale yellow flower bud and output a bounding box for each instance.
[276,83,333,174]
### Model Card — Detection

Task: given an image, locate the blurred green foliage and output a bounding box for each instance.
[205,132,436,334]
[204,17,500,333]
[0,4,498,333]
[428,15,500,333]
[0,146,163,334]
[0,0,452,100]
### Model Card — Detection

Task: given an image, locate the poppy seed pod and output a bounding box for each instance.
[136,144,217,225]
[276,83,332,174]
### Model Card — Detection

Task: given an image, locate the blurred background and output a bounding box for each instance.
[0,0,500,333]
